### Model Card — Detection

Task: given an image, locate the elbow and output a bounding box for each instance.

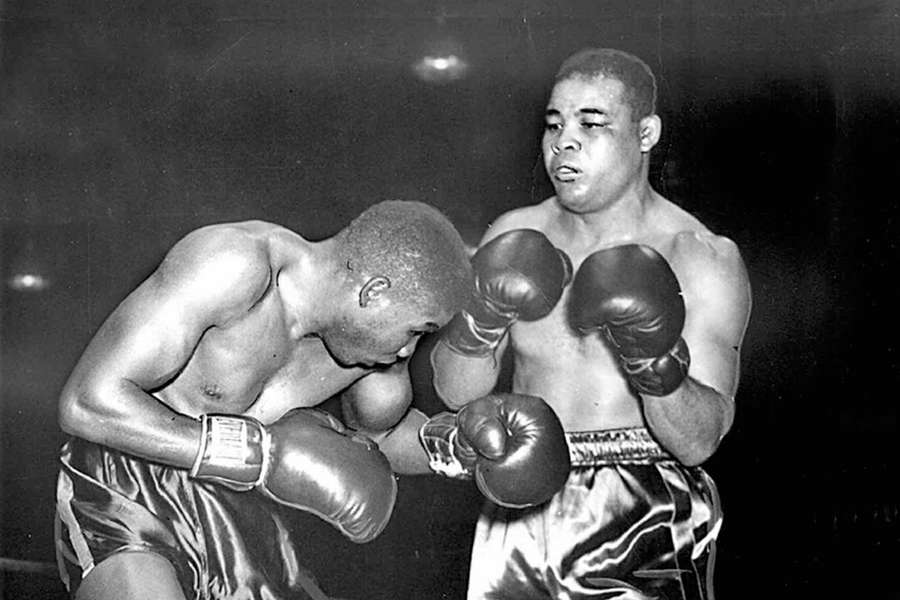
[676,443,716,467]
[58,391,85,437]
[671,395,734,467]
[674,427,728,467]
[58,382,100,440]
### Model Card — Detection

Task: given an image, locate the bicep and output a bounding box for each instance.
[56,270,216,441]
[84,279,209,390]
[64,232,271,408]
[678,238,752,399]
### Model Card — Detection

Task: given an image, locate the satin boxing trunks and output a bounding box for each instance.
[466,428,722,600]
[55,437,332,600]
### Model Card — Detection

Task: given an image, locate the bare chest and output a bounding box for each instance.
[509,287,642,430]
[158,301,363,423]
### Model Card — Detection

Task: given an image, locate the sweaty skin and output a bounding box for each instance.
[59,220,448,473]
[433,75,751,466]
[58,213,468,600]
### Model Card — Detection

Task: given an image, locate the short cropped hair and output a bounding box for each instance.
[555,48,657,121]
[335,200,473,314]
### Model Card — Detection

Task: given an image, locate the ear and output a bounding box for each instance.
[638,114,661,152]
[359,276,391,307]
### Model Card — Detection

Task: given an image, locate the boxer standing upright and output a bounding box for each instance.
[431,48,752,599]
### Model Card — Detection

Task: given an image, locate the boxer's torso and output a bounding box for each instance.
[155,222,368,424]
[498,195,714,432]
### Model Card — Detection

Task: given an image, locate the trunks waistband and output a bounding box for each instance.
[566,428,674,466]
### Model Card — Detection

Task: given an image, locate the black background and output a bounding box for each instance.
[1,1,898,598]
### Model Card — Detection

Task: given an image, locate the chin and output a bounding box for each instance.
[555,190,590,212]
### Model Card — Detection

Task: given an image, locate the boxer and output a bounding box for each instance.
[431,48,752,599]
[55,200,570,600]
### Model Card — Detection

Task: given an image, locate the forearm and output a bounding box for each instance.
[368,395,571,509]
[59,378,202,468]
[360,408,432,475]
[429,339,503,409]
[641,376,734,466]
[430,229,570,408]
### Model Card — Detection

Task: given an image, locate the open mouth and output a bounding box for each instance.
[553,165,581,182]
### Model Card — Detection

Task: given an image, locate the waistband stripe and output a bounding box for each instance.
[566,428,674,466]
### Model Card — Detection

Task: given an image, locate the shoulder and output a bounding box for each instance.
[668,229,746,282]
[173,220,281,251]
[649,196,745,276]
[667,229,752,326]
[480,199,559,244]
[157,221,278,301]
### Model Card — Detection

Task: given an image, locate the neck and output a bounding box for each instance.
[283,238,346,334]
[561,176,657,246]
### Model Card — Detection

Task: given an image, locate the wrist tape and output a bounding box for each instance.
[190,414,270,491]
[443,309,511,357]
[419,412,474,480]
[621,338,691,396]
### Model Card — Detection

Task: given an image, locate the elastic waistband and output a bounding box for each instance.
[566,428,674,466]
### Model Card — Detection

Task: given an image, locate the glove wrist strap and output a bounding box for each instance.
[622,337,691,396]
[442,310,511,357]
[419,412,474,480]
[191,414,269,491]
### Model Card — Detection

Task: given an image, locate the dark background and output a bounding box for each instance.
[1,1,897,598]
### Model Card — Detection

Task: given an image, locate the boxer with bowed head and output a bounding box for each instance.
[55,200,569,600]
[431,48,752,599]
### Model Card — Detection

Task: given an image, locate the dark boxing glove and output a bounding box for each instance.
[570,244,691,396]
[419,393,570,508]
[191,409,396,543]
[442,229,572,357]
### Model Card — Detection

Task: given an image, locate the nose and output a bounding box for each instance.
[550,126,582,155]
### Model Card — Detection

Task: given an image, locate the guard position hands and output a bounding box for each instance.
[443,229,572,357]
[570,244,690,396]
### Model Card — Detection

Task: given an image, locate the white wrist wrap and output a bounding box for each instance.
[461,310,509,349]
[419,412,473,480]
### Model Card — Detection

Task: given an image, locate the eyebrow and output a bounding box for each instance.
[545,107,609,117]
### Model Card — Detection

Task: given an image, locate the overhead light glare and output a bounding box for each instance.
[413,53,468,83]
[8,272,51,292]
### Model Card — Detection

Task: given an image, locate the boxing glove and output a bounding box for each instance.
[570,244,690,396]
[190,409,397,543]
[420,393,570,508]
[442,229,572,357]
